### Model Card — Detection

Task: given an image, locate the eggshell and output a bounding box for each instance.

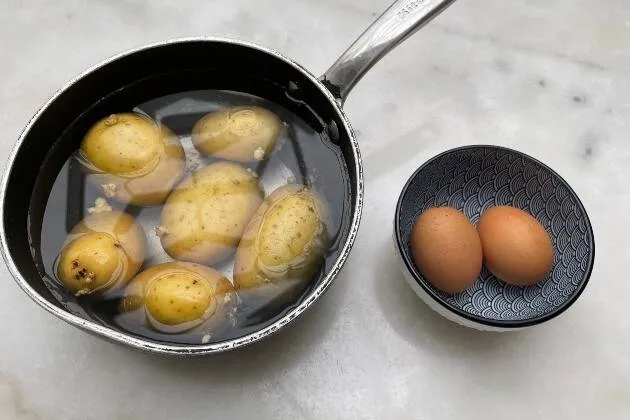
[410,207,483,293]
[478,206,554,286]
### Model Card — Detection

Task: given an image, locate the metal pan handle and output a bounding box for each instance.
[321,0,458,105]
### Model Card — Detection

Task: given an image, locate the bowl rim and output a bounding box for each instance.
[394,144,595,329]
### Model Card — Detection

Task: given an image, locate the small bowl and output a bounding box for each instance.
[393,145,595,331]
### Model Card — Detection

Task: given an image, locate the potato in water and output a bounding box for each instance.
[120,262,235,333]
[57,202,146,296]
[158,162,264,265]
[192,105,284,162]
[234,184,329,289]
[80,113,186,206]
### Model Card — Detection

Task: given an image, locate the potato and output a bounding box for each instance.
[57,207,146,296]
[120,262,235,333]
[234,184,329,289]
[81,112,186,206]
[158,162,264,265]
[192,105,284,162]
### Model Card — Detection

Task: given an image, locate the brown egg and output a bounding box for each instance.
[410,207,483,293]
[478,206,554,286]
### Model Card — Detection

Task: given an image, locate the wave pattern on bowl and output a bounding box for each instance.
[398,147,594,322]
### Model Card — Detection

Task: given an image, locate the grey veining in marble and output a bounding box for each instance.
[1,0,630,419]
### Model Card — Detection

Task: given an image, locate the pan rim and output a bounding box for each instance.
[0,37,364,355]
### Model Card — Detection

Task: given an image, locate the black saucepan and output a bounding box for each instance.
[0,0,457,355]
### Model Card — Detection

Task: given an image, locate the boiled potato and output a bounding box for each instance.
[120,262,235,333]
[158,162,263,265]
[192,105,284,162]
[57,206,146,296]
[81,112,186,206]
[234,184,329,289]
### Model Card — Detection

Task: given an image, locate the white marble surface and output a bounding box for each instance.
[1,0,630,419]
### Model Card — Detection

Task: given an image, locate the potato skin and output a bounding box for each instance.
[192,105,283,162]
[159,162,264,265]
[81,113,186,206]
[234,184,329,289]
[57,211,146,296]
[120,262,235,332]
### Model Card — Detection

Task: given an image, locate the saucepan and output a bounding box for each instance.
[0,0,457,355]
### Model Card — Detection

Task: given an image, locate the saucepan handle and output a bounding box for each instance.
[321,0,458,106]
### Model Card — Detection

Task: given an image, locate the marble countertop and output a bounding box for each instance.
[1,0,629,419]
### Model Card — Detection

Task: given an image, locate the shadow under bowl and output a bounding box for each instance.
[393,145,595,331]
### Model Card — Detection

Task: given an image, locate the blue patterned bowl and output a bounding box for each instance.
[393,145,595,331]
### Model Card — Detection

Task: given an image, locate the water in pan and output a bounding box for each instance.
[32,89,351,345]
